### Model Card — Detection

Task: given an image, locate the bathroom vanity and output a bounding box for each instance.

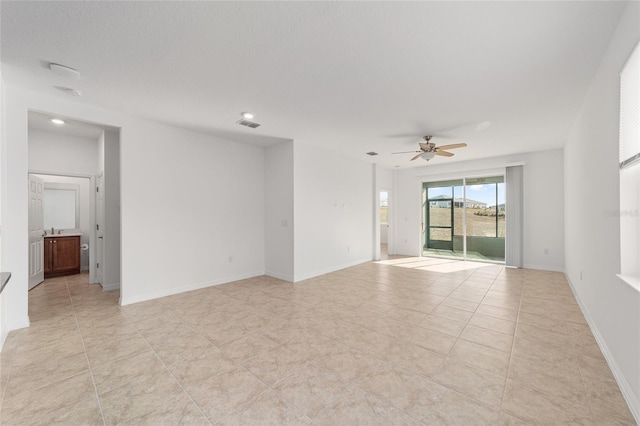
[44,234,81,278]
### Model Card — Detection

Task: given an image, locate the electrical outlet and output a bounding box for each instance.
[347,246,350,252]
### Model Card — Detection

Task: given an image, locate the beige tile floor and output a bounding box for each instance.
[0,262,636,425]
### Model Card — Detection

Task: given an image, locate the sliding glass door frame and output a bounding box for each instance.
[422,174,506,263]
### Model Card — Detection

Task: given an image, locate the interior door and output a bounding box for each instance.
[28,174,45,290]
[96,173,104,285]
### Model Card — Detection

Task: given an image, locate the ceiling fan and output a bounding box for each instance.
[392,135,467,161]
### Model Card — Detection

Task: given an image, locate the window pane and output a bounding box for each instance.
[429,201,451,227]
[465,183,496,237]
[453,186,464,236]
[430,227,451,241]
[497,182,506,237]
[380,191,388,224]
[428,186,452,199]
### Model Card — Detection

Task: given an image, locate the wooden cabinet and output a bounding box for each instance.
[44,236,81,278]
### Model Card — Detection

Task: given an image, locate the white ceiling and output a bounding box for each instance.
[1,1,627,168]
[28,111,111,140]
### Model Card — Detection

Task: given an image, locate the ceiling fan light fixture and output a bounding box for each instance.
[421,151,436,161]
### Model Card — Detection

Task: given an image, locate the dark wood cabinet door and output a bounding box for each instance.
[53,236,80,273]
[45,236,80,278]
[44,239,53,275]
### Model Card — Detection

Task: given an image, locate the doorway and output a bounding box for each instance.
[27,110,121,296]
[423,176,505,263]
[379,190,390,259]
[28,173,93,290]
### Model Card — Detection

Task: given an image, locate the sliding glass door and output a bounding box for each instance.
[423,176,505,262]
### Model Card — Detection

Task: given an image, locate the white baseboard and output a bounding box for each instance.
[265,271,294,282]
[1,317,31,352]
[100,282,120,292]
[0,327,8,352]
[119,270,265,306]
[566,274,640,424]
[523,263,565,273]
[293,258,370,282]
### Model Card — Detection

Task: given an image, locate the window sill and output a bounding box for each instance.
[617,274,640,293]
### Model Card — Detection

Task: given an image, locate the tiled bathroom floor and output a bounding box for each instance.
[0,262,635,425]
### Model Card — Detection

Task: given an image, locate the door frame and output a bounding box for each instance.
[28,170,97,283]
[420,171,506,262]
[425,195,455,251]
[95,172,104,286]
[28,174,45,290]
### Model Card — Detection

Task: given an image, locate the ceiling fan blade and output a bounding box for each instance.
[410,153,423,161]
[435,150,454,157]
[392,150,421,155]
[436,143,467,150]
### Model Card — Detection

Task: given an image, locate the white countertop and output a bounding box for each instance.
[44,232,82,237]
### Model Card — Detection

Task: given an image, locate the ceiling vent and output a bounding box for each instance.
[236,119,261,129]
[366,152,379,156]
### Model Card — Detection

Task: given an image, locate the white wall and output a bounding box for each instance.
[293,143,373,281]
[103,130,120,290]
[564,1,640,420]
[0,72,8,349]
[120,115,265,304]
[32,174,92,271]
[393,149,565,271]
[265,141,294,281]
[28,128,99,175]
[0,87,267,335]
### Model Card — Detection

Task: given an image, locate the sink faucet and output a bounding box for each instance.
[51,227,54,234]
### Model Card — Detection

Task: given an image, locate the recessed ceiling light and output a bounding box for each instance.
[241,112,254,120]
[51,118,65,125]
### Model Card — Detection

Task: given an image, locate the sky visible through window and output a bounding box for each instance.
[380,191,388,207]
[429,183,505,207]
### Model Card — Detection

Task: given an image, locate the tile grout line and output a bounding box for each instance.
[498,271,525,415]
[425,266,516,414]
[65,277,108,426]
[119,309,214,425]
[0,354,15,413]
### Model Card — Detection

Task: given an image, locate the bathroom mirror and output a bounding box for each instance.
[44,183,80,230]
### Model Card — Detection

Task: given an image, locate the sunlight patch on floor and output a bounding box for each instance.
[376,256,494,273]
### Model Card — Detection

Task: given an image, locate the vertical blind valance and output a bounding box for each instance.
[620,41,640,169]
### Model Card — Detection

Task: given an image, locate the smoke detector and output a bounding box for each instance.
[49,63,81,79]
[54,86,82,97]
